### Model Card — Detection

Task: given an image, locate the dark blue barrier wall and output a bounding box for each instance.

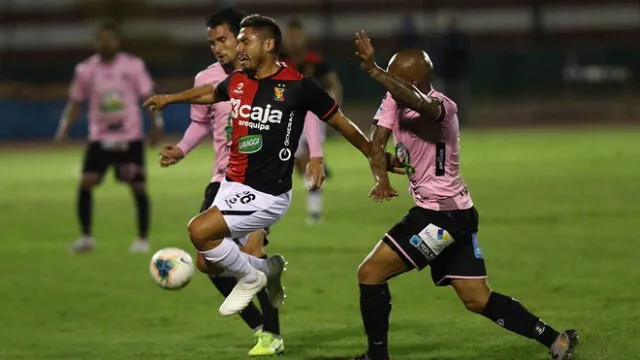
[0,100,191,140]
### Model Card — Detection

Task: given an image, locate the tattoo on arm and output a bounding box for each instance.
[370,70,442,121]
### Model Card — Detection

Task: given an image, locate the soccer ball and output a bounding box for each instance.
[149,247,195,290]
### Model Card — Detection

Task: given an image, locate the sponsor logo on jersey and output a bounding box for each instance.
[238,135,263,154]
[230,99,283,131]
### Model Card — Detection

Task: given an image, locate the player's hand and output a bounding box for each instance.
[147,126,163,147]
[304,157,326,190]
[355,30,380,75]
[144,94,172,111]
[159,144,185,167]
[386,152,406,175]
[369,180,398,202]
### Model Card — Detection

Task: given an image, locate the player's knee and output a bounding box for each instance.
[452,279,491,313]
[129,181,147,195]
[80,175,100,189]
[461,296,488,314]
[357,260,384,284]
[187,216,208,247]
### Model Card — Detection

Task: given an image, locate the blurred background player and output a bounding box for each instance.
[54,22,163,254]
[283,19,343,224]
[156,9,286,356]
[353,32,578,360]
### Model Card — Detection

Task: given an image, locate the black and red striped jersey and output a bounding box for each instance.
[215,63,338,195]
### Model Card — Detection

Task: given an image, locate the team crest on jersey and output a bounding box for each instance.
[395,143,416,175]
[234,82,244,94]
[273,84,286,102]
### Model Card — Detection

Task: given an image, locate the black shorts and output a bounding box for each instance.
[200,181,270,246]
[383,206,486,286]
[82,140,145,183]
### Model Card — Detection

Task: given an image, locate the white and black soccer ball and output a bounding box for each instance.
[149,247,195,290]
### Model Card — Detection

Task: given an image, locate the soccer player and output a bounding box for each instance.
[352,31,579,360]
[157,9,323,356]
[144,14,391,318]
[283,19,344,224]
[55,22,163,254]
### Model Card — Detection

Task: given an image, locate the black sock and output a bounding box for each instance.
[359,283,391,360]
[133,191,150,238]
[78,188,92,236]
[209,276,263,330]
[481,292,560,348]
[257,256,280,335]
[257,289,280,335]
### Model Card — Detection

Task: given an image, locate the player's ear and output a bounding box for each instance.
[263,38,275,53]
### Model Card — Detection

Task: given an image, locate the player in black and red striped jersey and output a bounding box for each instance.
[144,14,394,318]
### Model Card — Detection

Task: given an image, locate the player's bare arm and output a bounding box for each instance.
[144,83,218,111]
[369,125,399,200]
[368,123,405,175]
[355,31,441,122]
[55,101,83,141]
[327,111,397,201]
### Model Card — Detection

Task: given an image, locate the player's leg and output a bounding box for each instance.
[449,278,578,359]
[430,207,578,359]
[190,182,288,315]
[197,182,266,333]
[70,142,107,253]
[115,141,150,253]
[352,240,409,360]
[353,206,457,360]
[294,137,323,225]
[242,229,285,356]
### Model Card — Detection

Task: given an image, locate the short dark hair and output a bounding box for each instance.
[207,8,245,36]
[97,22,121,37]
[287,18,303,30]
[240,14,282,54]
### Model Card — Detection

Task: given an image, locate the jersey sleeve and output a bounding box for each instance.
[68,64,88,102]
[191,72,212,125]
[373,92,399,130]
[134,59,154,97]
[214,73,233,102]
[435,96,456,123]
[300,77,338,122]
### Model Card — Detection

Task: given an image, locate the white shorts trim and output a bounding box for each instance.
[211,180,291,239]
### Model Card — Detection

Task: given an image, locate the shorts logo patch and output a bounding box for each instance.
[238,135,263,154]
[472,233,483,259]
[409,235,436,261]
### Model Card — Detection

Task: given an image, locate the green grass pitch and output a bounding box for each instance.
[1,127,639,359]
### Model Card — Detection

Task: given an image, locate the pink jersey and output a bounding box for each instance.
[177,62,325,183]
[69,52,153,142]
[374,89,473,211]
[177,63,231,183]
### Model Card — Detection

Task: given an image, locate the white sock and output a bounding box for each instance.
[307,189,323,216]
[240,253,270,274]
[200,239,258,283]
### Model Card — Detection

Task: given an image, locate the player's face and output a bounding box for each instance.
[284,27,305,53]
[207,23,239,66]
[236,27,268,71]
[95,29,120,58]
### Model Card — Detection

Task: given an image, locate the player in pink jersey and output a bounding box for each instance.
[55,23,163,254]
[351,32,578,360]
[156,10,324,356]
